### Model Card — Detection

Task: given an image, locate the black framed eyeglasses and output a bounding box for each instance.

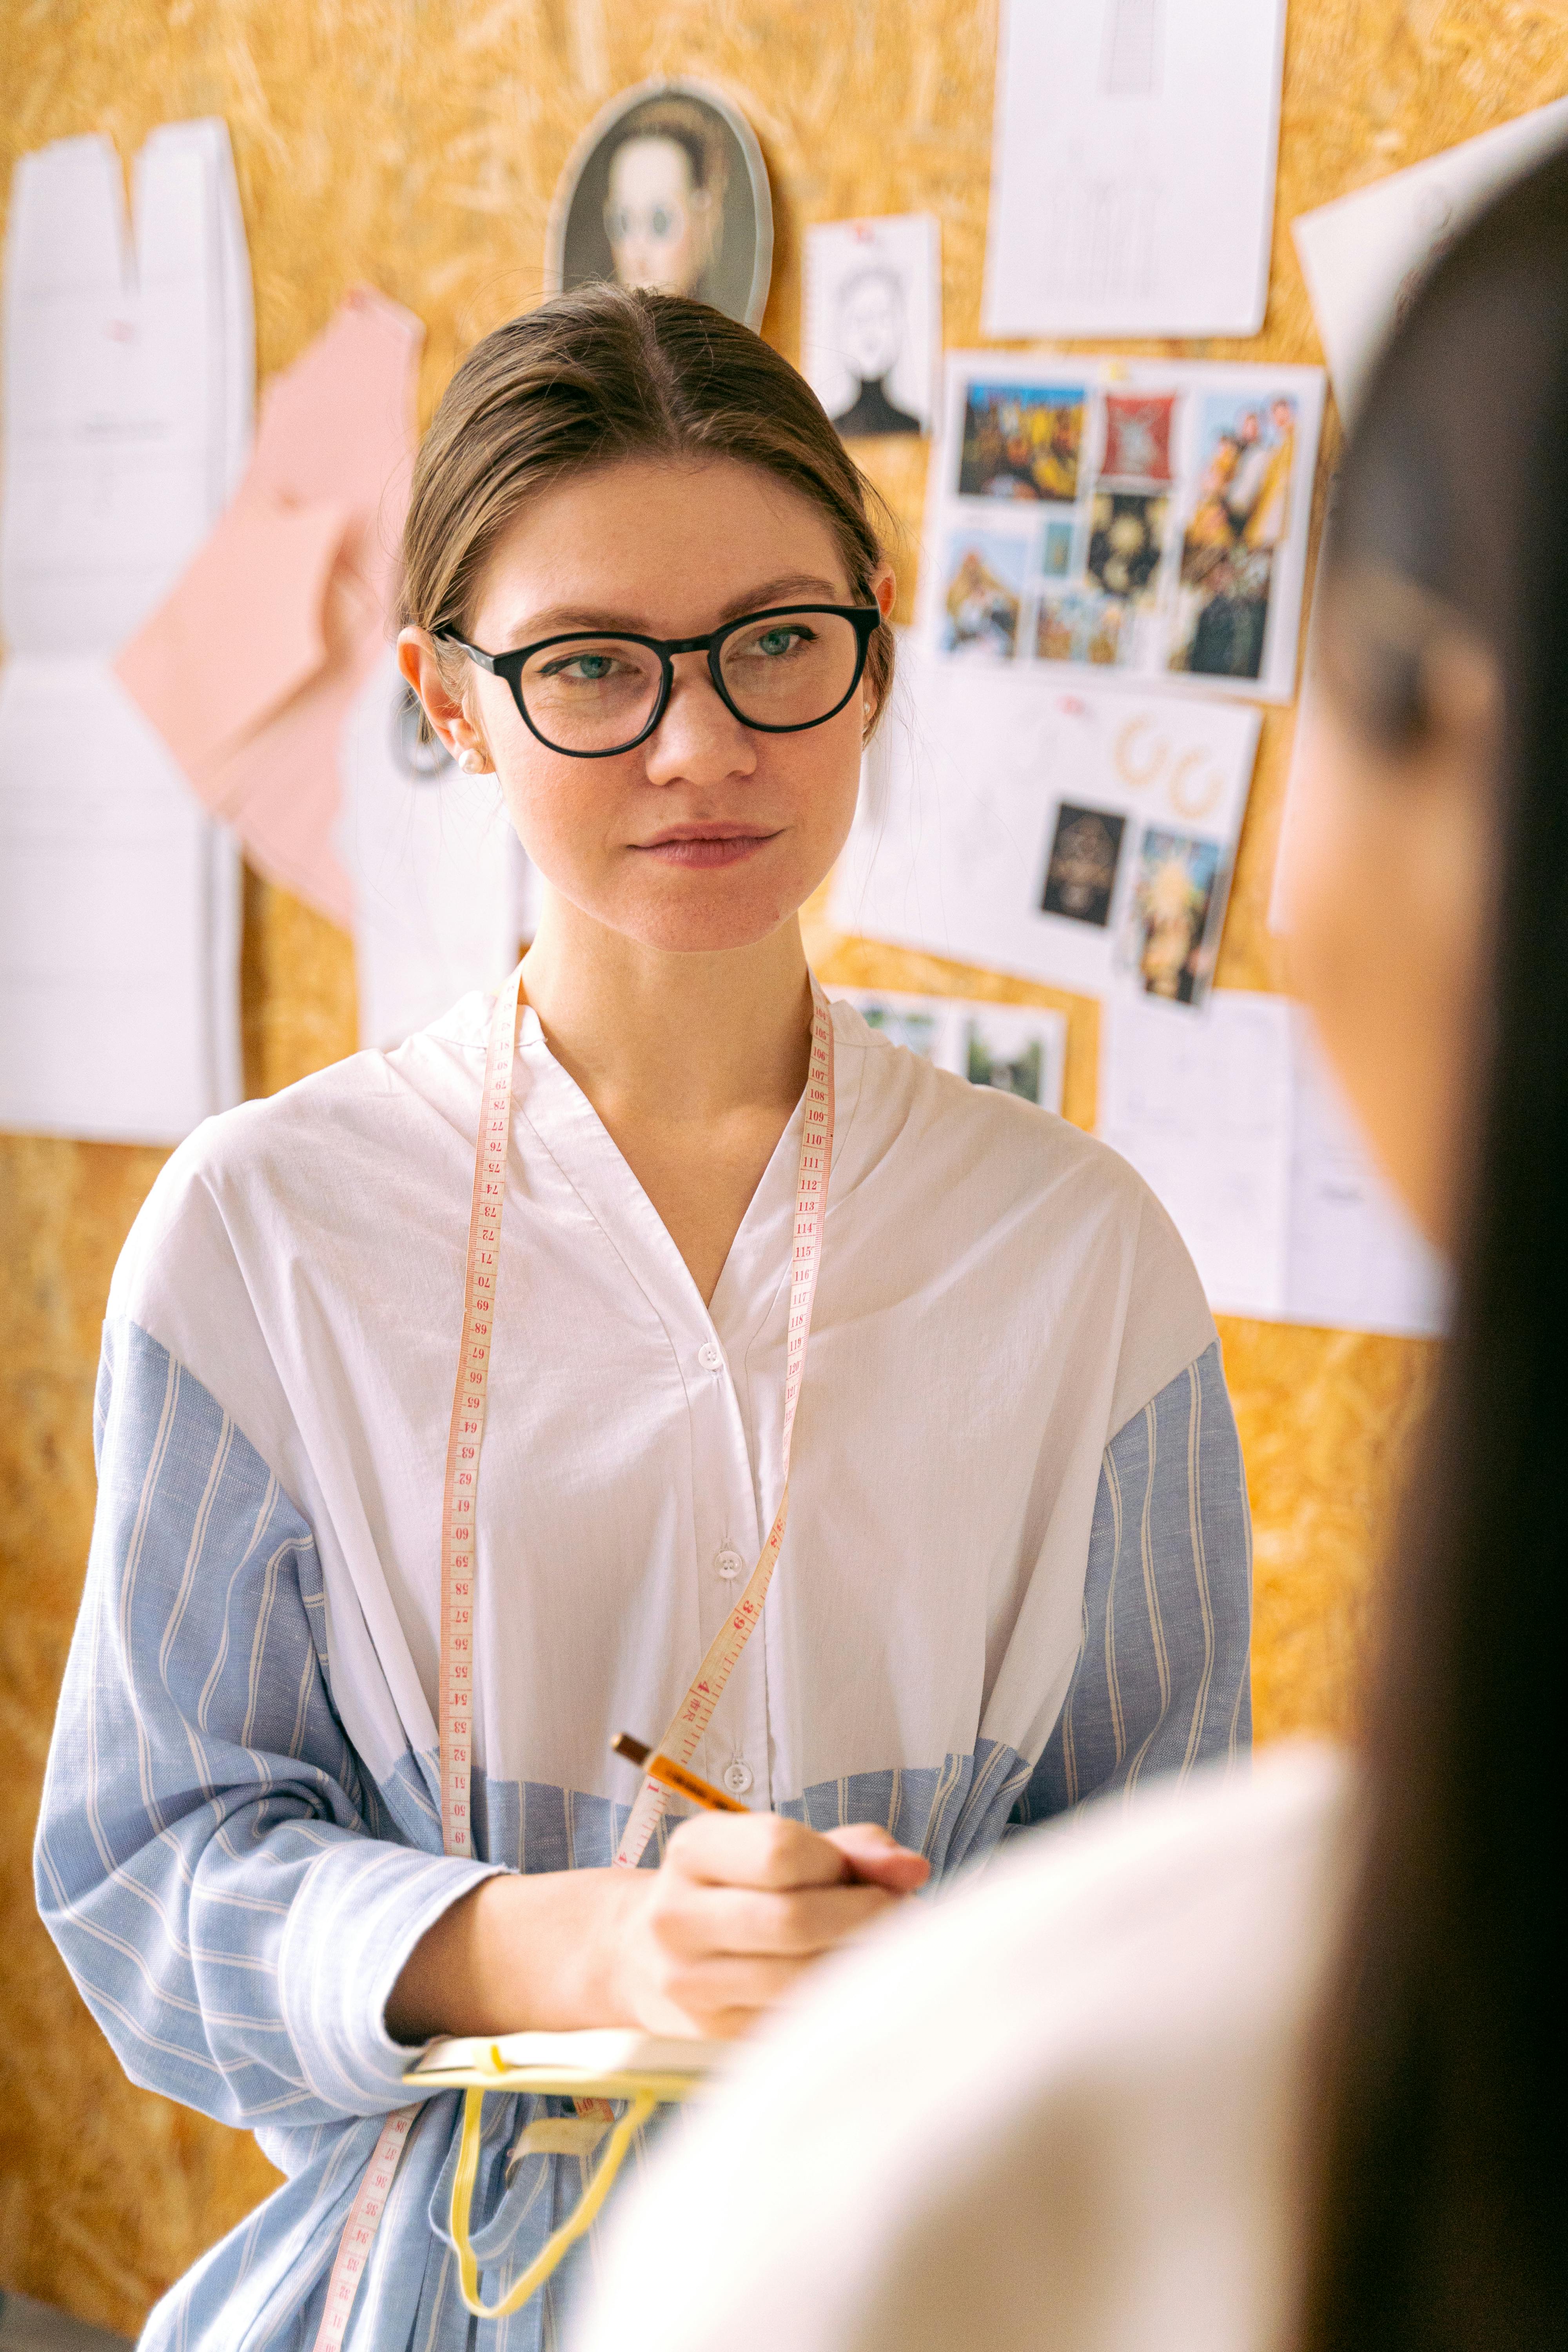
[436,603,883,760]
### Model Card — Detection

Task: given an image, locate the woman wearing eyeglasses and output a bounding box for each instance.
[37,287,1251,2349]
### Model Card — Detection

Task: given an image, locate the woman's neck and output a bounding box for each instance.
[519,888,815,1131]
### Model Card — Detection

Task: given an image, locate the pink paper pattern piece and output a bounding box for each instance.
[116,287,423,925]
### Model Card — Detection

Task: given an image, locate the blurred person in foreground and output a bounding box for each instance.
[572,147,1568,2352]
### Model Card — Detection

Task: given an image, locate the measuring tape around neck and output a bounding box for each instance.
[313,967,836,2345]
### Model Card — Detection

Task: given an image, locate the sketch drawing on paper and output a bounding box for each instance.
[804,214,939,439]
[1169,391,1297,681]
[548,80,773,329]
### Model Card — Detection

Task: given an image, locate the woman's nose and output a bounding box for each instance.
[642,653,757,784]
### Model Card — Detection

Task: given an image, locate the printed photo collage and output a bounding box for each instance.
[923,352,1326,705]
[834,652,1263,1016]
[830,984,1067,1111]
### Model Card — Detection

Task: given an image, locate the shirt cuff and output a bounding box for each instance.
[278,1832,505,2113]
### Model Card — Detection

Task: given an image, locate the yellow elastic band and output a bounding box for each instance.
[450,2085,660,2319]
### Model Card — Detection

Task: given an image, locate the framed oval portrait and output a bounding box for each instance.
[546,77,774,330]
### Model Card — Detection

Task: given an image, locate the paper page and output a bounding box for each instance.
[337,649,528,1050]
[117,287,423,928]
[0,663,234,1141]
[0,123,251,1143]
[1294,96,1568,420]
[1285,1011,1447,1339]
[1097,988,1449,1334]
[1098,990,1293,1318]
[832,639,1259,1011]
[829,984,1066,1112]
[922,350,1324,706]
[984,0,1287,337]
[803,214,940,439]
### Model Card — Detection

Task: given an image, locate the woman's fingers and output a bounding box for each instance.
[664,1810,865,1892]
[823,1822,932,1894]
[652,1878,899,1961]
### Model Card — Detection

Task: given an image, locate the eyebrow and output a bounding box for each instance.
[494,574,849,647]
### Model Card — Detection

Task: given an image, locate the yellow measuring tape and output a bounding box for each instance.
[450,2087,659,2316]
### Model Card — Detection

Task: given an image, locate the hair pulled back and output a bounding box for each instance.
[400,283,893,725]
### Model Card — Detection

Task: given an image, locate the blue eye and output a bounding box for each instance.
[756,626,809,657]
[540,652,618,683]
[650,206,674,239]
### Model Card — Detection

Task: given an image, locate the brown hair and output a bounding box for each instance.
[400,282,894,729]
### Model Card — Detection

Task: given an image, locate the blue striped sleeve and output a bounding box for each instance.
[1011,1338,1252,1827]
[34,1318,500,2131]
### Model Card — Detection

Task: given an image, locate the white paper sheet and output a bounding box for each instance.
[828,985,1066,1113]
[803,214,940,439]
[1099,989,1447,1335]
[1294,96,1568,420]
[1100,989,1292,1318]
[0,121,251,1142]
[336,649,530,1051]
[922,350,1324,706]
[831,639,1260,1011]
[984,0,1287,338]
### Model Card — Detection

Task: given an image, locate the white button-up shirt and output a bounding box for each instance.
[39,992,1253,2350]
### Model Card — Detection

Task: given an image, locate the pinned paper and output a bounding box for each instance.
[336,649,529,1050]
[117,287,423,926]
[0,121,251,1143]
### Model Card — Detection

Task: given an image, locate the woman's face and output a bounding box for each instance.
[403,455,893,957]
[604,137,711,297]
[1285,576,1500,1252]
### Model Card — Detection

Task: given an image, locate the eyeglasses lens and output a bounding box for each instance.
[518,612,861,753]
[520,639,664,755]
[719,612,859,731]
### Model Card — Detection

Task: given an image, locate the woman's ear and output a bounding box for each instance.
[397,628,492,771]
[871,562,897,621]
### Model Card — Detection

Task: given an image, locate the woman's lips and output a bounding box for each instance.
[634,830,777,868]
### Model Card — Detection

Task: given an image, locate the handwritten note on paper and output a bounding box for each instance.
[985,0,1287,338]
[831,640,1260,1012]
[0,122,250,1143]
[1099,990,1447,1337]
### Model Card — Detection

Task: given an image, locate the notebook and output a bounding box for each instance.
[404,2028,726,2098]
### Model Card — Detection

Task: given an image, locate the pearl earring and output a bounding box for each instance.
[456,748,487,774]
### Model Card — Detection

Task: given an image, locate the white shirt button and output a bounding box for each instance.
[722,1760,754,1797]
[697,1341,723,1371]
[715,1545,744,1581]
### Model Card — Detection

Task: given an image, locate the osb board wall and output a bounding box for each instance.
[0,0,1553,2331]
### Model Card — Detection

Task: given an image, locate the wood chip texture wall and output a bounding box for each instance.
[5,0,1555,2332]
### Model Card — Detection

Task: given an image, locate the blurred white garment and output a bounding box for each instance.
[572,1745,1354,2352]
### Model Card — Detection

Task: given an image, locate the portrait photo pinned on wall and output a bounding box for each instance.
[1124,823,1230,1006]
[1040,801,1127,927]
[940,528,1029,658]
[803,213,940,440]
[546,78,773,329]
[1168,390,1298,682]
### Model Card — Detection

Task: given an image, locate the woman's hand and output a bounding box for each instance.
[611,1813,931,2039]
[386,1815,929,2046]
